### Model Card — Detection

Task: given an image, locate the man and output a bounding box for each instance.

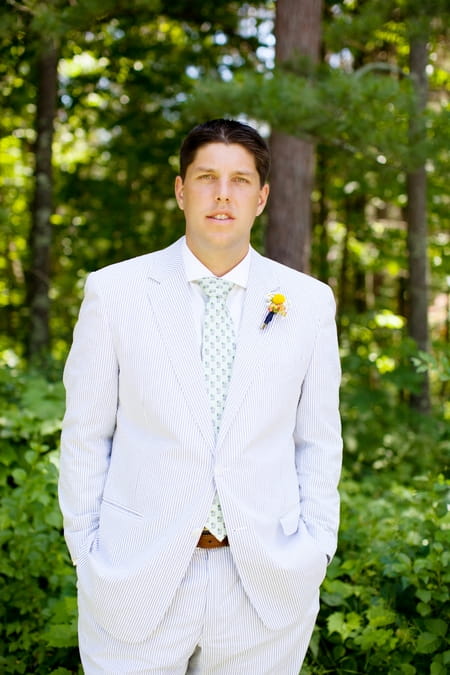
[59,118,342,674]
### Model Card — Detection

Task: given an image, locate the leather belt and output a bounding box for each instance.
[197,530,229,548]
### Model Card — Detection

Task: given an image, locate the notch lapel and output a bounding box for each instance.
[145,241,214,448]
[218,251,280,444]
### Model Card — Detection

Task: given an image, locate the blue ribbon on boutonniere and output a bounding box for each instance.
[261,292,288,329]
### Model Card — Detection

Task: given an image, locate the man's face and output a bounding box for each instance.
[175,142,269,270]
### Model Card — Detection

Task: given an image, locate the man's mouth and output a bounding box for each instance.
[209,212,234,221]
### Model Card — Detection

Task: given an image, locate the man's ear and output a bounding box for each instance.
[174,175,184,210]
[256,183,270,216]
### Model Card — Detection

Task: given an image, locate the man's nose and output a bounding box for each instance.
[215,180,231,202]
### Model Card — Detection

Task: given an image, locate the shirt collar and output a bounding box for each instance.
[182,236,250,289]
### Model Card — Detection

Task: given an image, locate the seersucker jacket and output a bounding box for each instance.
[58,236,342,644]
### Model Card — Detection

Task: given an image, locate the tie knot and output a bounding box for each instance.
[197,277,234,300]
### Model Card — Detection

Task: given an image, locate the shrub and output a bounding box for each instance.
[0,368,80,674]
[1,367,448,674]
[303,473,450,674]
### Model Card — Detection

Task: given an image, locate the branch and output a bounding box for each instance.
[6,0,34,13]
[354,62,411,80]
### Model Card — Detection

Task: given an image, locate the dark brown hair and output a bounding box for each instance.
[179,118,270,186]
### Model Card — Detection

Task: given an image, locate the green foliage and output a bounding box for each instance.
[184,63,417,166]
[303,473,450,674]
[1,0,449,372]
[0,1,449,671]
[0,367,80,674]
[1,0,273,357]
[412,349,450,383]
[1,363,449,673]
[338,309,449,481]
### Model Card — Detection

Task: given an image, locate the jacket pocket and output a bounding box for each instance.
[101,497,143,519]
[280,503,300,536]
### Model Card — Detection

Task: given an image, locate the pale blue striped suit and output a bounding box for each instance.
[59,236,342,671]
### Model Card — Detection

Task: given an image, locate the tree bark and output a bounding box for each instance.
[266,0,323,272]
[27,43,58,360]
[314,148,330,284]
[406,36,430,413]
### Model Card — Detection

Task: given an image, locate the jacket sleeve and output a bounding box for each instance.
[58,272,119,565]
[294,285,342,562]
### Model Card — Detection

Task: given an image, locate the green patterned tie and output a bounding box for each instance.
[197,277,236,540]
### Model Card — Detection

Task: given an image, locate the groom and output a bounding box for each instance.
[59,118,342,674]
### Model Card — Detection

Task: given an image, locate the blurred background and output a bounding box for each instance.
[0,1,449,673]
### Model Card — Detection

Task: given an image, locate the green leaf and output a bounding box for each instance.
[416,631,442,654]
[430,661,447,675]
[400,665,416,674]
[327,611,345,636]
[416,588,432,603]
[43,622,78,648]
[327,611,361,641]
[11,468,27,484]
[424,618,448,637]
[367,604,397,627]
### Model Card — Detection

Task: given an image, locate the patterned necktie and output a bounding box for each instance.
[197,277,236,540]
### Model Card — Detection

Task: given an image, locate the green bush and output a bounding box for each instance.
[303,473,450,674]
[1,366,448,674]
[0,368,80,674]
[339,322,450,482]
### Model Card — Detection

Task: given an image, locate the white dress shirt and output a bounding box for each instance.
[182,237,251,537]
[181,236,250,350]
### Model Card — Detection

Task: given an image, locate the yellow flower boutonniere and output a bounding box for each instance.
[261,292,288,329]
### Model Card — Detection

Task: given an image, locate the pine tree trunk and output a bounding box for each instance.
[27,43,58,360]
[266,0,323,272]
[407,37,430,413]
[315,148,330,283]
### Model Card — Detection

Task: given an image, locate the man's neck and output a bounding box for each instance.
[186,241,249,277]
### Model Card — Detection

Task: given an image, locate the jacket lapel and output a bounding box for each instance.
[145,240,215,448]
[218,250,280,445]
[145,241,281,450]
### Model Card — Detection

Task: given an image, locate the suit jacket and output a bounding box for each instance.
[59,237,342,643]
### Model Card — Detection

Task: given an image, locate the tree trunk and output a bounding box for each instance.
[27,43,58,360]
[266,0,323,272]
[406,36,430,413]
[314,147,330,283]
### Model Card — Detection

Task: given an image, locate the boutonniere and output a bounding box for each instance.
[261,292,288,329]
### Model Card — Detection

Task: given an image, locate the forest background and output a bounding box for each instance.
[0,0,449,673]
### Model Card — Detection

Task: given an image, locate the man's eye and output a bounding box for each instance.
[198,174,215,180]
[233,176,250,183]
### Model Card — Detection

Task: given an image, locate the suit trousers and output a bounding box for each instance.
[78,547,319,674]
